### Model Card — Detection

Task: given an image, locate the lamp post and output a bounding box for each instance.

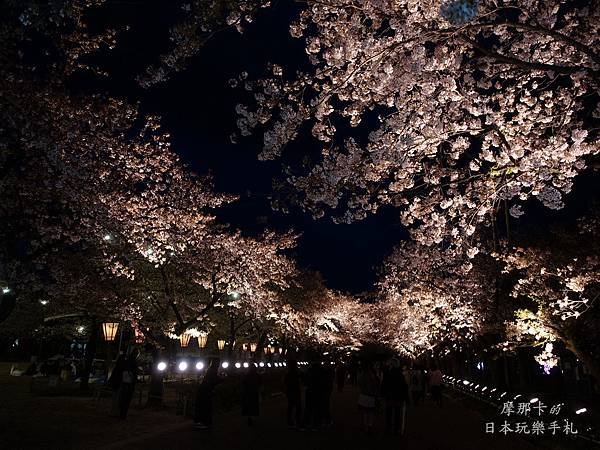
[102,322,119,376]
[180,332,191,348]
[198,334,208,349]
[102,322,119,341]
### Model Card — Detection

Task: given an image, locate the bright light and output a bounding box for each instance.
[235,362,241,369]
[283,362,287,366]
[514,394,522,400]
[157,362,167,371]
[195,361,204,370]
[500,392,507,398]
[530,398,539,403]
[462,380,469,385]
[231,292,240,299]
[40,300,48,305]
[221,362,229,369]
[103,234,112,241]
[259,362,264,367]
[2,287,10,294]
[267,363,272,367]
[178,361,188,371]
[243,362,249,368]
[77,326,85,333]
[575,408,587,415]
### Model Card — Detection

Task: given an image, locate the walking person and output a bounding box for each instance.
[321,362,334,428]
[193,358,221,430]
[357,361,379,434]
[284,360,302,429]
[429,364,444,406]
[107,353,126,418]
[381,358,409,435]
[409,365,424,405]
[241,362,261,425]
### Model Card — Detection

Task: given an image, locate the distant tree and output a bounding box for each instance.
[496,211,600,379]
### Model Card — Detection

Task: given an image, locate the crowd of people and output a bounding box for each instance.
[191,356,444,435]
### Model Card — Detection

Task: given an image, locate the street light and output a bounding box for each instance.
[102,322,119,341]
[178,361,188,371]
[157,361,168,371]
[196,361,205,370]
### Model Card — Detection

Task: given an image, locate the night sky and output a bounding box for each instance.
[78,0,598,294]
[75,1,406,294]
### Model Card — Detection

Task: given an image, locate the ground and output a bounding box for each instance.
[1,367,584,450]
[104,387,542,450]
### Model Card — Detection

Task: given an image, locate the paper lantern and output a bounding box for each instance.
[198,334,208,349]
[102,322,119,341]
[180,333,191,348]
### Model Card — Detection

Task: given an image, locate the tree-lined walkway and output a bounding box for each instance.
[104,387,540,450]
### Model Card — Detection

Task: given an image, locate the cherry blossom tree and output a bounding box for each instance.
[376,242,495,357]
[235,0,600,257]
[496,212,600,379]
[137,0,271,88]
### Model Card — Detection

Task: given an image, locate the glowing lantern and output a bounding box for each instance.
[180,332,191,348]
[102,322,119,341]
[270,346,275,354]
[217,339,225,350]
[250,343,257,352]
[242,343,248,351]
[198,334,208,349]
[279,347,283,354]
[263,347,268,354]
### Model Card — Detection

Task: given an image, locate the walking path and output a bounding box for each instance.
[104,387,541,450]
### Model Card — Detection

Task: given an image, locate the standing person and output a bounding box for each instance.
[335,363,346,392]
[117,348,138,419]
[241,362,262,425]
[429,364,444,406]
[107,353,126,418]
[284,360,302,429]
[409,365,424,405]
[357,361,379,434]
[321,362,334,428]
[302,359,323,431]
[193,358,221,430]
[381,359,409,435]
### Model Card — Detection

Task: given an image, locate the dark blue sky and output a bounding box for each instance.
[80,0,598,293]
[80,0,406,293]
